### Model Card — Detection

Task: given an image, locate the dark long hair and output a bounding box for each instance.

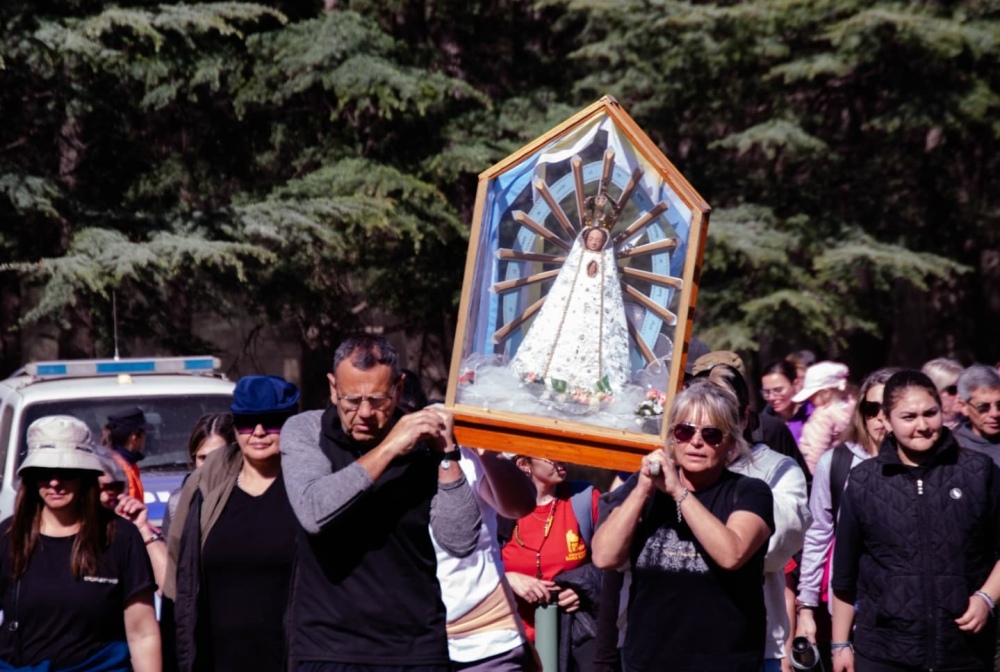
[761,359,799,385]
[101,424,137,450]
[186,412,236,462]
[8,472,115,580]
[883,370,942,416]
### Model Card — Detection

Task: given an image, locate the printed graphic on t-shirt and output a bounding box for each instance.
[635,527,708,574]
[565,529,586,561]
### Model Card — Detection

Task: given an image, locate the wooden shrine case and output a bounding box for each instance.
[445,97,710,470]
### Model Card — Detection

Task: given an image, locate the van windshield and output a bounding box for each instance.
[19,395,233,472]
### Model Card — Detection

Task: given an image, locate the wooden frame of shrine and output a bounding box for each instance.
[445,96,711,470]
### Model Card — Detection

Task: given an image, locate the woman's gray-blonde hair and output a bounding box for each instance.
[665,380,751,462]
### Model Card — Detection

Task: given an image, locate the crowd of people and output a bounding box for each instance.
[0,336,999,672]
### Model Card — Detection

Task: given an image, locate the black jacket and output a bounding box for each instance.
[554,562,602,672]
[832,430,1000,671]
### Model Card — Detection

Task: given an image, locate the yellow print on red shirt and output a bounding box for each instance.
[566,529,587,561]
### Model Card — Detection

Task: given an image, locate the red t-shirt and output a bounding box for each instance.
[501,488,599,640]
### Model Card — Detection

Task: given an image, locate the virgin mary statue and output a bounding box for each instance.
[510,224,632,394]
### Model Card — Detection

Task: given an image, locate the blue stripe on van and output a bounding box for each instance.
[96,361,156,373]
[35,364,68,375]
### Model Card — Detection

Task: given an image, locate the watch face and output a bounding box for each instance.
[449,97,709,460]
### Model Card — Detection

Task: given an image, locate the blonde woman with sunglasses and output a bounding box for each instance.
[593,382,774,672]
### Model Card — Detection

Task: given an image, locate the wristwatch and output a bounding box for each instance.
[439,449,462,469]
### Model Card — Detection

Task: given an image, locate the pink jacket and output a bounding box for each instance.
[799,400,855,474]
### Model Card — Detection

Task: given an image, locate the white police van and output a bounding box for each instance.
[0,357,234,524]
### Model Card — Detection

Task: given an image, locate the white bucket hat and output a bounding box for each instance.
[18,415,105,476]
[791,361,850,404]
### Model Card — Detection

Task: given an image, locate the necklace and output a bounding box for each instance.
[530,496,556,520]
[513,498,559,578]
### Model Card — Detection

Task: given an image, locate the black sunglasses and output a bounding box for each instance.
[33,468,84,483]
[233,412,290,435]
[941,385,958,396]
[973,401,1000,415]
[672,423,726,447]
[100,482,126,495]
[860,400,882,419]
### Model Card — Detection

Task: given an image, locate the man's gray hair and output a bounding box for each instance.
[957,364,1000,401]
[332,335,402,382]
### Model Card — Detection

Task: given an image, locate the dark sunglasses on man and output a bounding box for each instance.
[972,400,1000,415]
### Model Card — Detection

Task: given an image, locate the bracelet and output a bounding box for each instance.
[830,642,853,653]
[675,488,689,523]
[974,590,996,615]
[145,532,165,546]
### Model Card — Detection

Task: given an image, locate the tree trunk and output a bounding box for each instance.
[976,249,1000,365]
[59,301,94,360]
[0,278,22,376]
[887,279,928,368]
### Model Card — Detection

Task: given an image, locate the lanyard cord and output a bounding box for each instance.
[513,498,559,579]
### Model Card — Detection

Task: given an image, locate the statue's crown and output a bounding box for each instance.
[583,188,620,231]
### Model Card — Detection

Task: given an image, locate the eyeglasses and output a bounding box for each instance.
[672,423,726,447]
[860,400,883,419]
[338,393,394,411]
[532,457,564,468]
[972,401,1000,415]
[940,385,958,396]
[761,386,787,399]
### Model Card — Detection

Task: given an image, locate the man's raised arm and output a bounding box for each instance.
[280,411,373,534]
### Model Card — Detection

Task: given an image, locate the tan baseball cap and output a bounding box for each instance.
[691,351,747,378]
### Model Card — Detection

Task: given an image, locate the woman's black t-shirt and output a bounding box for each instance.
[198,474,297,672]
[605,470,774,672]
[0,516,156,668]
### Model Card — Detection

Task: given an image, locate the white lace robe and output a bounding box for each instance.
[510,232,631,392]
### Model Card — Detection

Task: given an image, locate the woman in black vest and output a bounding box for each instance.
[831,370,1000,672]
[796,367,898,664]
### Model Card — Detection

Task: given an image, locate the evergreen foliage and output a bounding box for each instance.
[561,0,999,364]
[1,0,997,378]
[0,1,484,367]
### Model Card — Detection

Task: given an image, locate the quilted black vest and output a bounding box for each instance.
[845,430,998,670]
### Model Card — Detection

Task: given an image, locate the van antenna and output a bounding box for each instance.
[112,290,120,361]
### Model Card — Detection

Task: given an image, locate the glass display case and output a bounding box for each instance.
[446,97,710,469]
